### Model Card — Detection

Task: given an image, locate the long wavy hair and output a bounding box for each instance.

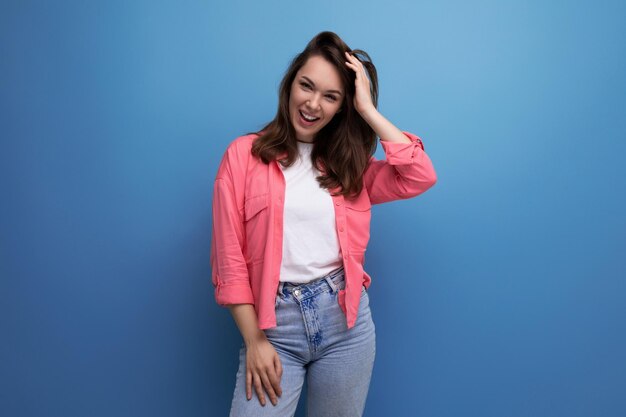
[249,31,379,199]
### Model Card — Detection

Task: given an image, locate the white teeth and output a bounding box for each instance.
[300,111,319,121]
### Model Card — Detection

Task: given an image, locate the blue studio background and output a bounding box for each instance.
[1,1,625,416]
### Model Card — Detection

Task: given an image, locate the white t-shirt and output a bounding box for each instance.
[278,141,343,283]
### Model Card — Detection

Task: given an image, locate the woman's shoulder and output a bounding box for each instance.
[223,131,264,156]
[216,132,265,176]
[227,132,261,150]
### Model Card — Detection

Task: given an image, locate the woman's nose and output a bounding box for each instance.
[306,94,322,110]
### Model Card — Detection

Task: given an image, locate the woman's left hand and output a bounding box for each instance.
[344,51,376,116]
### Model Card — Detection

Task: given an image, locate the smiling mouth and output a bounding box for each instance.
[299,110,320,122]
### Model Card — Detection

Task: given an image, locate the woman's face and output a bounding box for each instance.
[288,55,344,143]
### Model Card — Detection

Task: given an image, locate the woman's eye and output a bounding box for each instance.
[300,82,311,89]
[326,95,337,101]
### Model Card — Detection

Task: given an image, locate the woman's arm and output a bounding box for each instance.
[228,304,283,407]
[211,147,254,305]
[228,304,266,346]
[344,52,437,203]
[363,130,437,204]
[344,51,409,145]
[211,141,282,406]
[360,107,412,145]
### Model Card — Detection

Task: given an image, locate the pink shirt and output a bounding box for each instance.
[210,131,437,329]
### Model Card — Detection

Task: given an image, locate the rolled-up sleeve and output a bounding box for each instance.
[363,131,437,204]
[210,146,255,306]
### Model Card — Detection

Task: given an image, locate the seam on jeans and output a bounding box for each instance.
[298,302,316,358]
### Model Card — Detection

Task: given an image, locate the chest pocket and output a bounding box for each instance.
[244,193,269,221]
[243,193,270,263]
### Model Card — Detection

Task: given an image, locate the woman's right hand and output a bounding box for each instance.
[245,337,283,406]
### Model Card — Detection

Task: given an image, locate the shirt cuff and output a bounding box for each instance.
[214,279,255,306]
[379,131,425,165]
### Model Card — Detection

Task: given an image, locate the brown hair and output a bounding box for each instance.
[249,31,379,199]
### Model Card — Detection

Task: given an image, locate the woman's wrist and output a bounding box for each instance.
[228,304,267,347]
[244,331,268,347]
[360,108,412,144]
[358,105,379,123]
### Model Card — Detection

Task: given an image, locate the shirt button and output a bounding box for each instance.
[339,227,344,232]
[335,202,341,206]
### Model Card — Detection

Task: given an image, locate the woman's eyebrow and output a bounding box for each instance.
[301,76,343,96]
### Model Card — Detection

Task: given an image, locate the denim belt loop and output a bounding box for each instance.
[277,281,285,297]
[324,275,338,294]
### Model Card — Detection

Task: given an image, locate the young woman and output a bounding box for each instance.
[211,31,437,417]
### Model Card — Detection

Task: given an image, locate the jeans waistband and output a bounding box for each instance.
[277,266,345,297]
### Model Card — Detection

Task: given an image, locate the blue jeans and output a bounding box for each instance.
[229,266,377,417]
